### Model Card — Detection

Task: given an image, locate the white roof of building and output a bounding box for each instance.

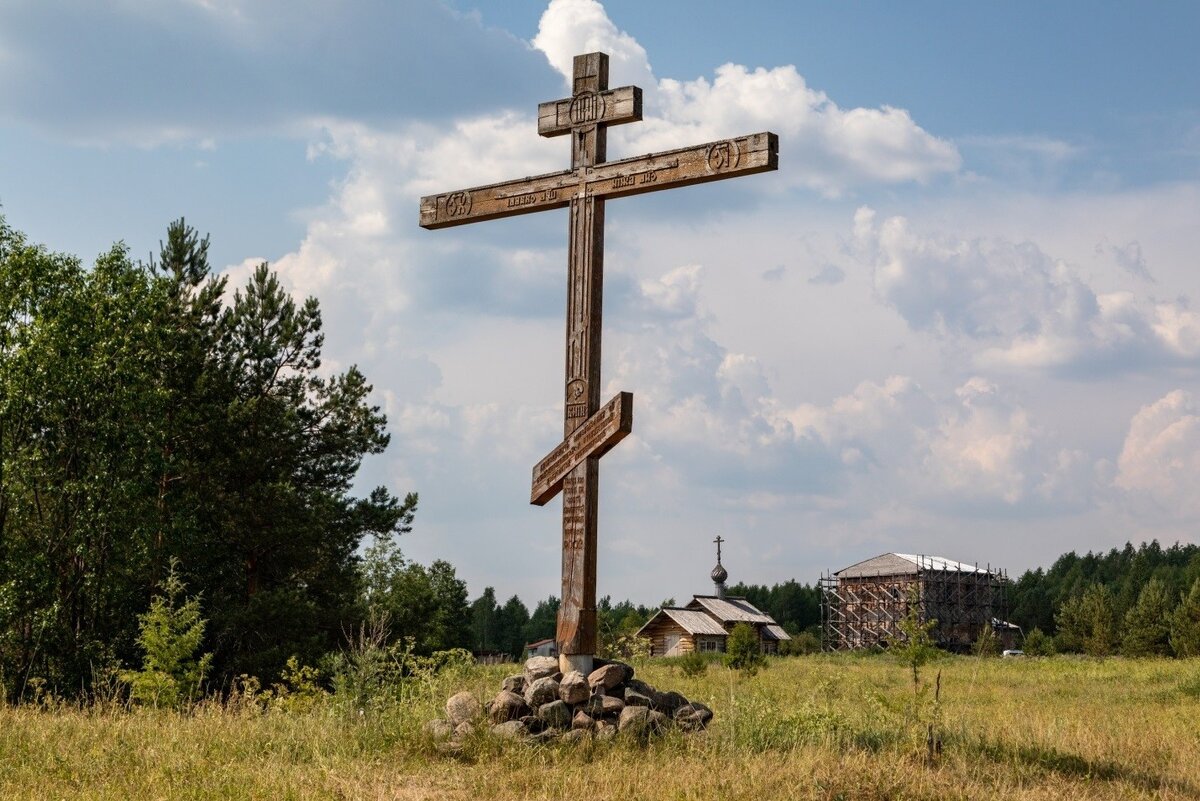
[762,624,791,641]
[637,607,729,637]
[836,552,997,578]
[687,595,776,625]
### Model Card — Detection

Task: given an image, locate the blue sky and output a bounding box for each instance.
[2,1,1198,606]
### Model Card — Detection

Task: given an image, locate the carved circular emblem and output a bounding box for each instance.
[706,140,741,172]
[566,379,586,401]
[569,91,605,125]
[445,191,472,217]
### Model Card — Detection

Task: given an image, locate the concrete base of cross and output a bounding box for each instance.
[559,653,593,676]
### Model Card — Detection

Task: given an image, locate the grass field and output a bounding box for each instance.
[2,654,1198,800]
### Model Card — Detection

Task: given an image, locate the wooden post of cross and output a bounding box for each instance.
[420,52,777,675]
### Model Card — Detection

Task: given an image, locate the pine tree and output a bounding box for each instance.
[1121,577,1173,657]
[1170,578,1200,657]
[122,561,212,708]
[1056,584,1116,656]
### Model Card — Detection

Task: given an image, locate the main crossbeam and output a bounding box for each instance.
[419,132,778,230]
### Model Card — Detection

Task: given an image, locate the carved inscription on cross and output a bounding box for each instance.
[420,52,778,672]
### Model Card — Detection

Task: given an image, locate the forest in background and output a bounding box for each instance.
[2,217,1198,702]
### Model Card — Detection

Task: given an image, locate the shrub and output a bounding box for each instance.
[781,630,822,656]
[264,656,327,712]
[1022,627,1056,656]
[121,561,212,708]
[677,651,709,677]
[727,623,766,674]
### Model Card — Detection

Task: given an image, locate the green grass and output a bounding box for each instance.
[2,655,1199,800]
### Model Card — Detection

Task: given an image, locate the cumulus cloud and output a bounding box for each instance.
[533,0,959,196]
[1115,390,1200,518]
[854,207,1200,376]
[532,0,655,92]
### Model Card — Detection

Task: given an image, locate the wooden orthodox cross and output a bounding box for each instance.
[420,52,777,673]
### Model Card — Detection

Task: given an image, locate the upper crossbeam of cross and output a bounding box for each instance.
[420,52,777,673]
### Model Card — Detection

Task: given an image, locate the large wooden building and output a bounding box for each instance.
[637,537,790,656]
[819,552,1012,652]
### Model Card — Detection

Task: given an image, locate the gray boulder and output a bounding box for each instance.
[453,720,475,739]
[518,714,545,734]
[584,693,625,719]
[445,691,481,726]
[595,720,618,741]
[524,676,560,708]
[617,704,651,735]
[571,710,595,730]
[559,670,590,705]
[489,690,528,723]
[523,655,560,684]
[425,718,453,739]
[561,728,589,744]
[501,674,526,695]
[491,720,528,739]
[537,699,572,729]
[627,678,660,707]
[648,710,668,733]
[587,662,630,690]
[624,687,653,707]
[674,702,714,731]
[657,690,689,716]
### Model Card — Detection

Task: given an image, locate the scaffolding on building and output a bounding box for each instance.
[820,555,1008,652]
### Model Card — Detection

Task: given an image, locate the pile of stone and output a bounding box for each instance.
[428,656,713,746]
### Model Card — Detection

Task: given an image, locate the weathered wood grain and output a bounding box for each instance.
[538,85,642,137]
[418,132,778,229]
[417,49,778,664]
[531,391,632,506]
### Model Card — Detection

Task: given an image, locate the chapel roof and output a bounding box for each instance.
[686,595,776,625]
[637,607,729,637]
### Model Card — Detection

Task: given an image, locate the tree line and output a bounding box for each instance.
[1007,541,1200,656]
[0,215,825,700]
[5,215,1196,702]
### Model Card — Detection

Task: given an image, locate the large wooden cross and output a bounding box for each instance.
[420,52,777,673]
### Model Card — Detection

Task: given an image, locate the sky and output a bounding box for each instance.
[2,0,1199,608]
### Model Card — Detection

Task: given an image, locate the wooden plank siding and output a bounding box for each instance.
[640,618,696,656]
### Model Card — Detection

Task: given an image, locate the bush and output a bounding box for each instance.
[781,630,822,656]
[121,561,212,708]
[677,651,709,677]
[1022,627,1056,656]
[727,623,766,674]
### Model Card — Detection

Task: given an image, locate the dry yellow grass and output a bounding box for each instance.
[1,654,1198,800]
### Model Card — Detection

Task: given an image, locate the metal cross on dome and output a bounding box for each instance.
[420,52,778,674]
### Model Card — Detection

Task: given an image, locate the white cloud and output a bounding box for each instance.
[532,0,655,92]
[1115,390,1200,518]
[854,207,1200,376]
[533,0,958,196]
